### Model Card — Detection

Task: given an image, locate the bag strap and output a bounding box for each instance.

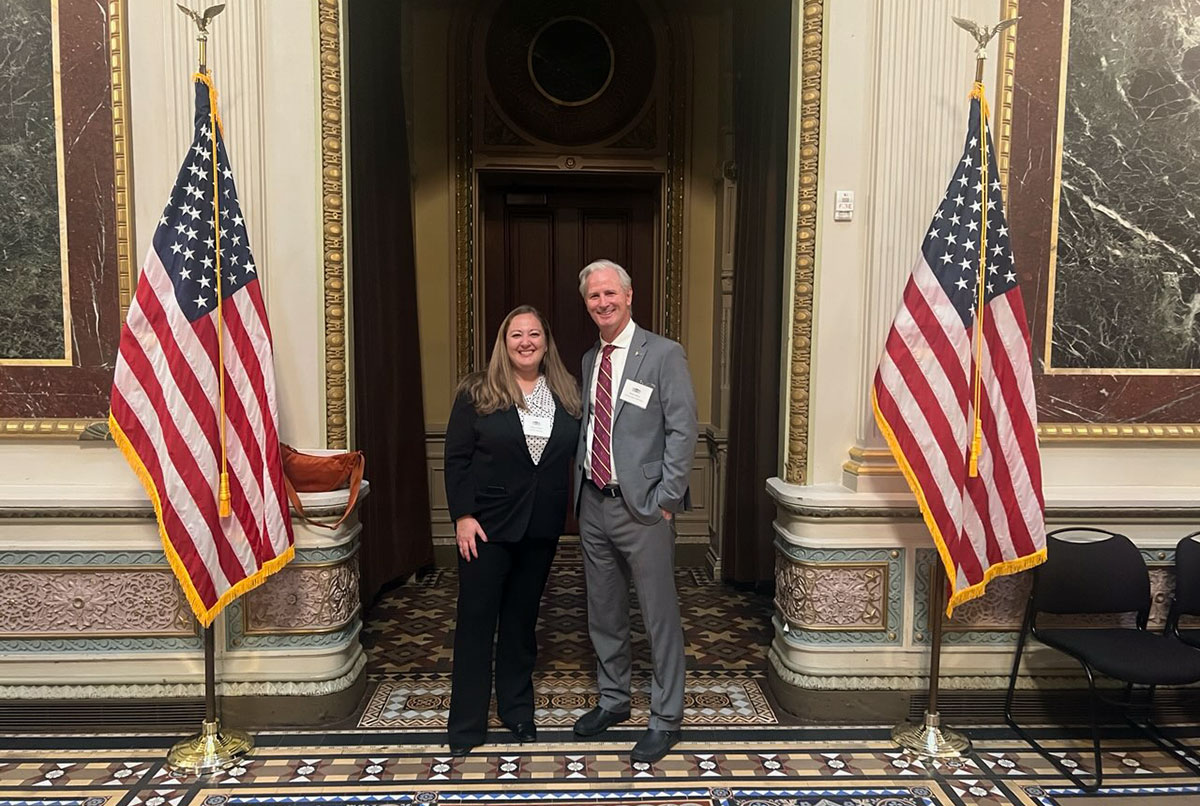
[284,452,365,530]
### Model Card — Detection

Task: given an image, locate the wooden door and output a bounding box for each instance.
[480,173,661,533]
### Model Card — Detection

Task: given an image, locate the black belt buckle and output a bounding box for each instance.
[599,485,622,499]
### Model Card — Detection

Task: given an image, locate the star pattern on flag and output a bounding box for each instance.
[153,123,258,322]
[921,125,1016,328]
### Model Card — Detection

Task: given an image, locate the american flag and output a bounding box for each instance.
[109,75,294,627]
[873,86,1046,616]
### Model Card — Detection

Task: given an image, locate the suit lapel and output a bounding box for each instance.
[613,327,648,424]
[581,344,598,418]
[505,405,535,468]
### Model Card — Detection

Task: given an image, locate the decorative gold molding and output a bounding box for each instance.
[662,16,687,343]
[784,0,822,484]
[995,0,1018,205]
[453,10,476,378]
[318,0,348,448]
[1039,423,1200,441]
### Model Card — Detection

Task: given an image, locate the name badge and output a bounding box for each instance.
[523,415,554,438]
[619,379,654,409]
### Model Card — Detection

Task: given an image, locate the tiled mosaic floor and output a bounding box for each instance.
[361,545,774,677]
[1,734,1198,804]
[356,543,778,733]
[5,550,1198,803]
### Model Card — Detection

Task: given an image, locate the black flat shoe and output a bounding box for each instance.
[449,743,478,757]
[504,721,537,743]
[573,705,631,737]
[630,728,680,764]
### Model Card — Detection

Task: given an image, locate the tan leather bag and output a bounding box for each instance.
[280,444,365,529]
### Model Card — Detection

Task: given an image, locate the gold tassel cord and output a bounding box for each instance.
[969,83,989,477]
[197,71,232,519]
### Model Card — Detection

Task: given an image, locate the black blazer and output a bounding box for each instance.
[444,390,581,543]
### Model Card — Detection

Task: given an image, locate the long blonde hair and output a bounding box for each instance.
[456,305,582,418]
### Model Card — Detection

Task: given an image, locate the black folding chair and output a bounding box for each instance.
[1004,528,1200,791]
[1167,532,1200,648]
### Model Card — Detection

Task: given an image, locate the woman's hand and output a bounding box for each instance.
[455,515,488,561]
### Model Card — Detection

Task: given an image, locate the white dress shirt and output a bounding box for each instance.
[585,318,636,484]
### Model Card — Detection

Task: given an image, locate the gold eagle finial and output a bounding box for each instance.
[952,16,1021,58]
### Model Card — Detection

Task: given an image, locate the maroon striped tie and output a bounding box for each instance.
[590,344,617,489]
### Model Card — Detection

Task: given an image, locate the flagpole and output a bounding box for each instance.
[165,4,252,776]
[891,12,1019,760]
[891,560,971,758]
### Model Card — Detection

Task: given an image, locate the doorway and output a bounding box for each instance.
[478,172,662,374]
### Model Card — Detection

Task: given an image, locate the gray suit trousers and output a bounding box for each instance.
[578,483,685,731]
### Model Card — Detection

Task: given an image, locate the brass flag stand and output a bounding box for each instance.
[166,624,253,775]
[891,13,1019,760]
[891,561,971,758]
[165,3,252,776]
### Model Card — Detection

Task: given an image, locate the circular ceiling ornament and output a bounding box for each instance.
[527,17,615,107]
[484,0,657,147]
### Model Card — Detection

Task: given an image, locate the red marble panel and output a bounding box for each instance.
[1008,0,1200,425]
[0,0,124,422]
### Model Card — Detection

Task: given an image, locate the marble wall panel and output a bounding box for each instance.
[1051,0,1200,371]
[0,0,67,360]
[1007,0,1200,426]
[0,0,129,431]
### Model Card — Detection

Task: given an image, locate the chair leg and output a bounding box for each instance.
[1122,686,1200,777]
[1082,665,1104,792]
[1004,608,1032,723]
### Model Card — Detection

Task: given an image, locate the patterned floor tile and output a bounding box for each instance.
[362,544,774,677]
[357,670,776,730]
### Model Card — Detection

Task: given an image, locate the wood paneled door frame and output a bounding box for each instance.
[475,170,664,375]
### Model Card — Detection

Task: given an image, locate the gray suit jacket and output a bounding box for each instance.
[574,325,699,524]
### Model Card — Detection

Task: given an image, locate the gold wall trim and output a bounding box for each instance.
[1039,423,1200,441]
[453,10,476,378]
[995,0,1018,205]
[784,0,822,484]
[110,0,134,319]
[318,0,348,448]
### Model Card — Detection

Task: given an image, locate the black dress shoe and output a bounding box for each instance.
[573,705,631,737]
[449,743,477,757]
[630,728,680,764]
[504,721,537,743]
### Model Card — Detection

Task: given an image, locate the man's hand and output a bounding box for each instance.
[660,508,673,521]
[455,515,488,561]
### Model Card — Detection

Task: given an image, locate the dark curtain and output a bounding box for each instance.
[347,0,434,606]
[721,0,791,588]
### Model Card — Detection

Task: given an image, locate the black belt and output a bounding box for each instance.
[596,484,622,499]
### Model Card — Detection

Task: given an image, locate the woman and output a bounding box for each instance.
[443,305,582,756]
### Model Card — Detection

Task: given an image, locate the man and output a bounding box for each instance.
[572,258,698,764]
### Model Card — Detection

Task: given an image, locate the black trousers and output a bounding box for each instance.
[448,535,559,746]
